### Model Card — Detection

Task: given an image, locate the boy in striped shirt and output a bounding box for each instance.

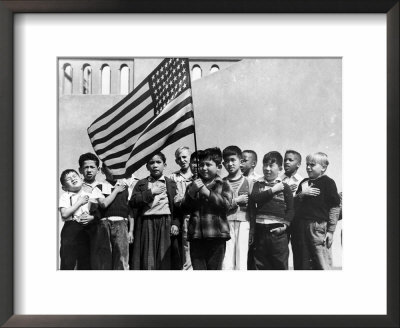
[222,146,253,270]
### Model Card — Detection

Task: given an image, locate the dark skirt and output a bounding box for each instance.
[131,214,181,270]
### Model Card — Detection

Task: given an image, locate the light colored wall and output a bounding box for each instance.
[190,58,342,191]
[59,57,341,189]
[58,57,342,268]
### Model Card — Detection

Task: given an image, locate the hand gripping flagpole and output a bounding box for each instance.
[191,109,200,180]
[186,59,200,180]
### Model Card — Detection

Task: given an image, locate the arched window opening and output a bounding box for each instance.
[191,65,202,81]
[101,64,111,95]
[120,65,130,95]
[63,64,73,95]
[82,64,92,94]
[210,64,220,74]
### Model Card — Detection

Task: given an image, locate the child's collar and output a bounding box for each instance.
[66,187,83,195]
[180,169,192,178]
[226,174,243,182]
[309,174,325,181]
[258,176,282,183]
[227,171,243,181]
[148,175,166,182]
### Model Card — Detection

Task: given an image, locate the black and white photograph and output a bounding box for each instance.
[6,10,394,322]
[58,57,342,271]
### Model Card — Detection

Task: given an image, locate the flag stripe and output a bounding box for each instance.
[91,102,153,150]
[128,118,195,167]
[119,125,195,179]
[99,97,191,164]
[137,91,191,139]
[88,78,148,130]
[103,106,193,167]
[127,102,193,160]
[107,111,193,169]
[108,113,194,174]
[93,113,152,158]
[94,90,191,158]
[88,84,150,137]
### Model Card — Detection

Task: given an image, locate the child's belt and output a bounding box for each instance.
[102,216,127,221]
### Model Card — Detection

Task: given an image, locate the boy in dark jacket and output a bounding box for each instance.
[291,152,341,270]
[181,147,233,270]
[249,151,294,270]
[129,152,181,270]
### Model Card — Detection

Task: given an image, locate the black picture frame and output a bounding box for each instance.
[0,1,398,327]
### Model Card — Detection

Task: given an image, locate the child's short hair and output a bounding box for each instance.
[263,151,283,167]
[199,147,222,166]
[60,169,79,186]
[190,151,199,162]
[78,152,100,168]
[285,150,302,164]
[148,151,167,164]
[175,146,191,158]
[306,152,329,168]
[242,149,258,163]
[222,146,242,160]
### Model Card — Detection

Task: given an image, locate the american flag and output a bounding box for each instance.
[87,58,195,179]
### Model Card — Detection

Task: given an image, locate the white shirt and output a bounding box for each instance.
[280,172,303,195]
[122,174,139,199]
[246,171,262,182]
[59,187,103,221]
[169,170,193,206]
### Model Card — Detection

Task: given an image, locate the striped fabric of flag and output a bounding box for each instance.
[87,58,195,179]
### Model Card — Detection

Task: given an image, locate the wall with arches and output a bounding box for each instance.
[58,57,239,179]
[59,58,134,95]
[59,57,341,190]
[58,57,342,268]
[59,57,341,191]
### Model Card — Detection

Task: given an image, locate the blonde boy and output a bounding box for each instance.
[291,152,341,270]
[169,146,193,270]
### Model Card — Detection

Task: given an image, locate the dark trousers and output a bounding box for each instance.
[291,219,332,270]
[135,215,173,270]
[60,221,91,270]
[249,223,289,270]
[91,219,129,270]
[190,239,226,270]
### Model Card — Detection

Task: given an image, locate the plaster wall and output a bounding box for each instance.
[59,57,341,189]
[58,57,342,268]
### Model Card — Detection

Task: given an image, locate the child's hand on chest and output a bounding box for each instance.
[260,183,284,200]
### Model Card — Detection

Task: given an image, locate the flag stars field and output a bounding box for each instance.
[87,58,195,179]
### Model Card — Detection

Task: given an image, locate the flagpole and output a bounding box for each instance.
[191,101,200,180]
[184,58,201,180]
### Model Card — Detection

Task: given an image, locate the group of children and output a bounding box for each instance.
[59,146,341,270]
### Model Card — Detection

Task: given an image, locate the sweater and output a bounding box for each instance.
[129,176,180,227]
[97,182,130,218]
[295,175,340,223]
[223,175,253,222]
[249,179,294,234]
